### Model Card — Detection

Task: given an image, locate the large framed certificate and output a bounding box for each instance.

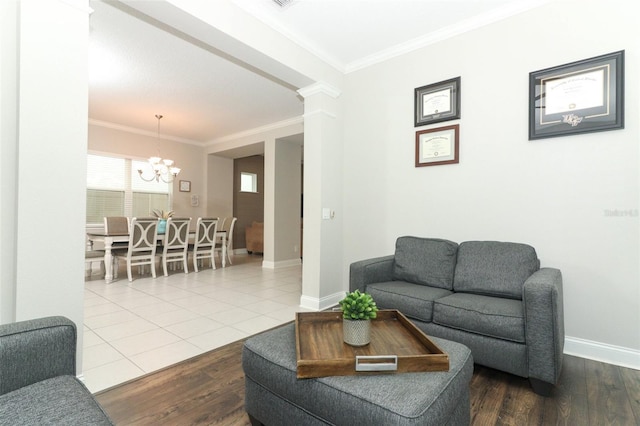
[415,124,459,167]
[529,51,624,140]
[415,77,460,127]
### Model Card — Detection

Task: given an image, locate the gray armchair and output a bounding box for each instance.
[0,316,113,425]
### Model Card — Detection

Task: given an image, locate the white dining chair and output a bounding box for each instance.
[161,217,191,276]
[85,249,105,278]
[115,217,159,282]
[215,216,237,265]
[189,217,219,272]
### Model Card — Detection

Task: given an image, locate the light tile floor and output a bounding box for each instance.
[83,254,308,393]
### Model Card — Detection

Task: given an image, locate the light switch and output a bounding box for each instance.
[322,208,331,220]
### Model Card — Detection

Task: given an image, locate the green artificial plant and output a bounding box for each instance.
[339,290,378,320]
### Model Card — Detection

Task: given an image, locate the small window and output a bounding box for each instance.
[240,172,258,193]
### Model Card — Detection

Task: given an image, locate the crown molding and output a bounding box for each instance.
[88,119,203,147]
[231,0,347,74]
[345,0,551,73]
[233,0,551,76]
[208,116,304,145]
[298,82,341,99]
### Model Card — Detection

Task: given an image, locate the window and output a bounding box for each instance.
[86,154,171,224]
[240,172,258,193]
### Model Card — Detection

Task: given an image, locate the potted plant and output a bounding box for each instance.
[339,290,378,346]
[152,209,174,234]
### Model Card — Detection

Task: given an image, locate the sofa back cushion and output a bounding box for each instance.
[392,236,458,290]
[453,241,540,299]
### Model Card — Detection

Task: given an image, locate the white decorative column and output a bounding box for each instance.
[298,82,345,310]
[0,0,20,324]
[13,0,90,374]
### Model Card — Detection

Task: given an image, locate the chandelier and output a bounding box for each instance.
[137,114,181,183]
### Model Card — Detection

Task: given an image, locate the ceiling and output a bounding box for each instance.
[88,0,545,146]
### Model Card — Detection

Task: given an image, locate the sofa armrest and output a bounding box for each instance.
[0,316,77,396]
[349,255,395,293]
[523,268,564,385]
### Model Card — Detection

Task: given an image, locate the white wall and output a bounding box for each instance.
[0,0,90,373]
[342,1,639,366]
[88,123,207,220]
[206,154,233,218]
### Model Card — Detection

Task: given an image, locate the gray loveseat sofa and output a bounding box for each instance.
[350,236,564,396]
[0,316,113,425]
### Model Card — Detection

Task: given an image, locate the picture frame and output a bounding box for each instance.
[415,124,459,167]
[414,77,461,127]
[529,50,624,140]
[179,180,191,192]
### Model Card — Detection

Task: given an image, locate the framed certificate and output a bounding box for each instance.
[415,124,459,167]
[414,77,461,127]
[529,50,624,140]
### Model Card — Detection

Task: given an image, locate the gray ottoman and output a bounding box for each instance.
[242,323,473,426]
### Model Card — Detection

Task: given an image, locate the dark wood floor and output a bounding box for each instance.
[95,339,640,425]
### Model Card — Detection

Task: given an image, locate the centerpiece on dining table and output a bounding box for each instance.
[152,209,174,234]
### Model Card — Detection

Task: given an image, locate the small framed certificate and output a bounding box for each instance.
[415,124,459,167]
[414,77,461,127]
[529,50,624,140]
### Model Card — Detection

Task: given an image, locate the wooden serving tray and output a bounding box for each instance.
[295,310,449,379]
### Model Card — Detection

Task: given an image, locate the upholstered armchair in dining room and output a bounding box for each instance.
[245,221,264,254]
[104,216,129,236]
[103,216,130,253]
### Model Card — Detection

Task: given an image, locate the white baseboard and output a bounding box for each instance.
[262,258,302,269]
[300,291,343,311]
[564,336,640,370]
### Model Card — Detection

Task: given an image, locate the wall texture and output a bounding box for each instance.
[341,0,639,365]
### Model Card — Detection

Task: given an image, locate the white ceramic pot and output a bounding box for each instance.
[343,319,371,346]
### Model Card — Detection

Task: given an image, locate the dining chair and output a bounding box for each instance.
[160,217,192,276]
[104,216,129,233]
[103,216,130,252]
[189,217,219,272]
[215,216,237,265]
[114,217,159,282]
[85,249,105,278]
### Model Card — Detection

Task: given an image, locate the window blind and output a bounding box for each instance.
[86,154,171,224]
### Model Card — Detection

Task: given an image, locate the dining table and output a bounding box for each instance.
[86,230,226,284]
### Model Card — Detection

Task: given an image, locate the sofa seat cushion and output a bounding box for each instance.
[366,281,453,323]
[453,241,540,299]
[392,236,458,290]
[0,375,113,425]
[432,293,525,343]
